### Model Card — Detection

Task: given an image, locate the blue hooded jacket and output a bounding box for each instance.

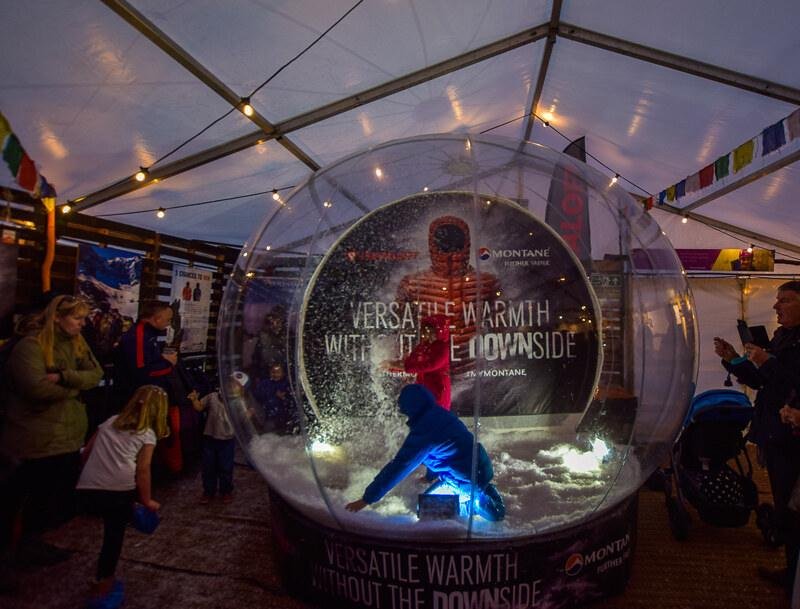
[362,384,492,504]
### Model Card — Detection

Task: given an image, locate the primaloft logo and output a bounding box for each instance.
[478,247,491,261]
[564,534,630,576]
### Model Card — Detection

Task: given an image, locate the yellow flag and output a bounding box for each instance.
[42,196,56,213]
[733,140,755,173]
[0,112,11,145]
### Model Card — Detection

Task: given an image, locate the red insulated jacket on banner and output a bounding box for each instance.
[403,314,451,410]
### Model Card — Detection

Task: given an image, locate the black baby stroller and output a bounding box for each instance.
[662,388,773,541]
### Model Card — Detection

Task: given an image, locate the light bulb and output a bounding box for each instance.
[610,174,619,185]
[135,169,147,182]
[61,204,71,214]
[156,207,165,219]
[272,190,280,201]
[681,216,688,224]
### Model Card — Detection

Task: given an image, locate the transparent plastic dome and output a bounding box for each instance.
[218,134,696,540]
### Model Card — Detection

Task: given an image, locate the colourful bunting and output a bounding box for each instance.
[685,172,700,194]
[714,154,730,180]
[732,139,754,172]
[644,196,653,210]
[761,119,786,155]
[654,108,797,206]
[787,108,800,141]
[0,112,56,198]
[699,164,714,188]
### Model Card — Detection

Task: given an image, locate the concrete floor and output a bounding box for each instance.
[1,450,792,609]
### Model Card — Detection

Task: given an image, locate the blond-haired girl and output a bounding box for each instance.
[77,385,170,609]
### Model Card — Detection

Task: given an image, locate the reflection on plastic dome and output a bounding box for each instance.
[218,134,696,541]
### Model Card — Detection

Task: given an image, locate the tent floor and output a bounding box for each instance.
[1,445,790,609]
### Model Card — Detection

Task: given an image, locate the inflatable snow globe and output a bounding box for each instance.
[218,134,696,608]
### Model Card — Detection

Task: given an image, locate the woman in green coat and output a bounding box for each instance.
[1,294,103,565]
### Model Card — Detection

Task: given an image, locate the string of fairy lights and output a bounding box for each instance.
[61,0,365,217]
[58,2,799,263]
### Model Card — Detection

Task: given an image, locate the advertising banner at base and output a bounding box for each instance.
[270,491,637,609]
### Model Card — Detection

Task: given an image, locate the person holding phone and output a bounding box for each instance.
[714,280,800,592]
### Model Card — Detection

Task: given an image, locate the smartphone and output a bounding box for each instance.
[737,319,770,348]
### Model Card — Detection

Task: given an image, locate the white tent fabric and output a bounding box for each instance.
[1,0,798,252]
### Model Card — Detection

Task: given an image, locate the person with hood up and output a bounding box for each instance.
[345,384,505,521]
[384,314,452,410]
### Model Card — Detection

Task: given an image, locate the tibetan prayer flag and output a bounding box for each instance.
[16,152,38,191]
[685,172,700,193]
[733,139,754,172]
[0,113,11,145]
[715,154,730,180]
[787,108,800,141]
[667,185,676,202]
[761,120,786,155]
[699,164,714,188]
[658,190,666,204]
[39,175,56,198]
[644,196,653,210]
[2,133,23,175]
[676,179,686,199]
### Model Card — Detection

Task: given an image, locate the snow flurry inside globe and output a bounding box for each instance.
[217,134,696,541]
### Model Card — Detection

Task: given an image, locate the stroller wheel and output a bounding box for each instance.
[755,503,783,547]
[666,496,691,540]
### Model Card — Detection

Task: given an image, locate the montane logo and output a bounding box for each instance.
[490,248,550,258]
[478,247,491,260]
[565,534,630,577]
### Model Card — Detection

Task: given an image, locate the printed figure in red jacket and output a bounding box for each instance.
[396,215,499,374]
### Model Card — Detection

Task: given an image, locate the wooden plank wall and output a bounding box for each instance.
[0,190,239,368]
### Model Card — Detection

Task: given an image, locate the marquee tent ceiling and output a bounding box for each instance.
[1,0,799,259]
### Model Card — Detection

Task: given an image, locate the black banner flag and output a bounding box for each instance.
[545,137,591,268]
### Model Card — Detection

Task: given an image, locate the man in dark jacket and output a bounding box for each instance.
[345,384,504,521]
[714,280,800,590]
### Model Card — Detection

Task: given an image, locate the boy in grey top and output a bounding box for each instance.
[190,389,236,503]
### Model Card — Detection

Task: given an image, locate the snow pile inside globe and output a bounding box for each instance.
[217,134,696,540]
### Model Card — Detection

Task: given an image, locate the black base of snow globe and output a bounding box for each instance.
[268,489,637,609]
